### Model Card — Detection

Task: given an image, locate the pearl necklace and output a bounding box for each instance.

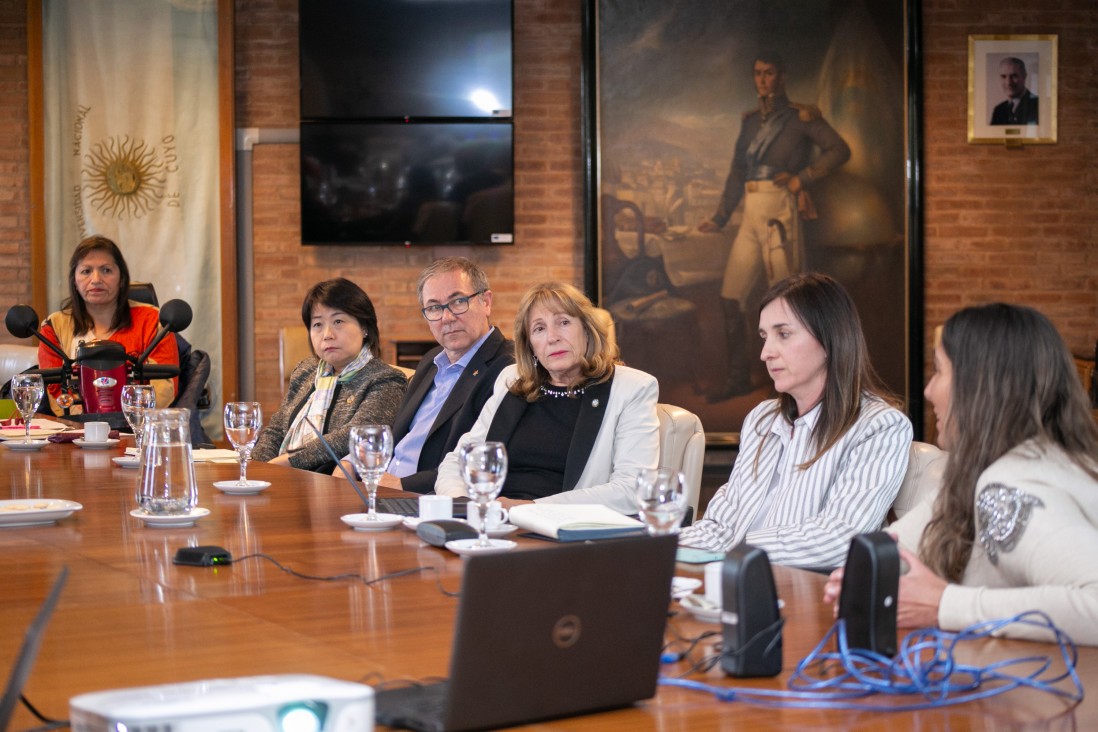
[539,383,587,399]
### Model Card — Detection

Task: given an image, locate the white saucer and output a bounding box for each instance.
[130,507,210,528]
[341,513,403,531]
[402,516,424,531]
[445,538,518,556]
[678,594,721,624]
[1,439,50,452]
[0,499,83,527]
[74,438,120,450]
[671,576,703,599]
[213,480,271,495]
[112,456,141,469]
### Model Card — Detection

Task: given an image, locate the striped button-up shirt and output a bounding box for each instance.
[680,395,912,570]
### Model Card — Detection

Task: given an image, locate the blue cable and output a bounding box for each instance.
[660,610,1083,712]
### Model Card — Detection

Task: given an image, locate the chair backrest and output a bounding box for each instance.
[128,282,159,307]
[890,440,947,521]
[0,344,39,387]
[278,327,313,396]
[278,326,416,395]
[656,402,705,521]
[171,348,213,446]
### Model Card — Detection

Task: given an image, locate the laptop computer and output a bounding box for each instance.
[375,533,678,732]
[0,567,68,731]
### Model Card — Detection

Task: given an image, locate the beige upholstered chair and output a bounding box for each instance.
[890,440,947,521]
[656,402,706,522]
[278,327,414,396]
[0,343,39,387]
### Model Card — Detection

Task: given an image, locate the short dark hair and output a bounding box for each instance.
[300,278,381,358]
[63,235,132,335]
[754,51,786,75]
[999,56,1028,75]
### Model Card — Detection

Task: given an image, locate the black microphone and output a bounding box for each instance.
[133,299,192,378]
[5,304,71,365]
[302,416,371,509]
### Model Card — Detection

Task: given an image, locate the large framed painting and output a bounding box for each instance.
[583,0,924,441]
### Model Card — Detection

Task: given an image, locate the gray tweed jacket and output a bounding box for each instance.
[252,356,407,473]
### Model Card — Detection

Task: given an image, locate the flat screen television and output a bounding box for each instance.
[300,121,514,246]
[299,0,513,120]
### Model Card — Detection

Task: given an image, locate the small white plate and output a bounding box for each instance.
[402,516,424,531]
[341,513,403,531]
[671,576,703,599]
[678,594,721,624]
[0,499,83,527]
[74,438,120,450]
[445,538,518,556]
[213,480,271,495]
[130,507,210,527]
[1,439,50,452]
[0,419,67,440]
[112,456,141,469]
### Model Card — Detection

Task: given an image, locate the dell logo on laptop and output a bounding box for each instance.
[552,615,582,648]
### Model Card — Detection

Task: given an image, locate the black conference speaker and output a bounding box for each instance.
[720,543,782,677]
[838,531,900,657]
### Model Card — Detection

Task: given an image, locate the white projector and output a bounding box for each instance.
[69,674,374,732]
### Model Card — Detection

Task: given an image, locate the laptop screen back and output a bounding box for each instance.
[442,534,678,731]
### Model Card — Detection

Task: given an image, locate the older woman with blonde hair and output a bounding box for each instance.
[435,281,659,513]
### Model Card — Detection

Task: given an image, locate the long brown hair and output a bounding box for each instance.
[61,235,133,335]
[510,282,618,402]
[753,273,898,471]
[920,303,1098,581]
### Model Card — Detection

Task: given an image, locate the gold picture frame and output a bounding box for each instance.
[968,34,1057,145]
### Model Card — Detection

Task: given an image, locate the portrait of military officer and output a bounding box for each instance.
[989,56,1039,126]
[698,51,850,402]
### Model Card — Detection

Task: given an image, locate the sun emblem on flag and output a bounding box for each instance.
[82,135,167,219]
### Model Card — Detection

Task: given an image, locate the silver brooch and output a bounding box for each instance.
[591,398,600,408]
[976,483,1044,566]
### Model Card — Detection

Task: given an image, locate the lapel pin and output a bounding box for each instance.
[591,398,600,408]
[473,369,479,376]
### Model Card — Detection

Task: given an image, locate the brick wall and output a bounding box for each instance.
[1,0,1095,436]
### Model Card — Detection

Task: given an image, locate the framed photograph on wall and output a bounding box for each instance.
[968,34,1057,145]
[582,0,923,441]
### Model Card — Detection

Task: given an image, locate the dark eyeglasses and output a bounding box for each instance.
[421,290,486,321]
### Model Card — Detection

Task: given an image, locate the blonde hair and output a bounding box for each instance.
[510,282,618,401]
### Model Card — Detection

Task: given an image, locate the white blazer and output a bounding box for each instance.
[434,364,660,514]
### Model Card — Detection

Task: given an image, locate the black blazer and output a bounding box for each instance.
[395,328,514,493]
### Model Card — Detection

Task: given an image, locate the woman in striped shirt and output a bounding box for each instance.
[679,272,912,570]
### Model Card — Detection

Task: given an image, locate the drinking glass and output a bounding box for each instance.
[121,385,156,453]
[635,468,688,536]
[459,441,508,547]
[137,408,198,515]
[349,424,394,520]
[10,373,44,443]
[224,402,263,485]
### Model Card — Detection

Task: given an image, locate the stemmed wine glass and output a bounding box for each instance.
[223,402,263,485]
[120,385,156,454]
[459,441,509,547]
[349,424,393,520]
[10,373,44,443]
[635,468,689,535]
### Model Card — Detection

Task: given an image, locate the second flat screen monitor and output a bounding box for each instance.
[301,122,514,246]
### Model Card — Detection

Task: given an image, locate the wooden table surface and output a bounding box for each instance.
[1,440,1092,730]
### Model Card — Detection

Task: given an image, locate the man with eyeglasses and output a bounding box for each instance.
[338,257,513,492]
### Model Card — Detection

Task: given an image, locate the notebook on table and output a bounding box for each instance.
[0,567,67,731]
[375,533,678,732]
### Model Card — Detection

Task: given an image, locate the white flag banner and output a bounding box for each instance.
[42,0,222,431]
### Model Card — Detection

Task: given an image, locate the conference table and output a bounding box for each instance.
[1,440,1093,731]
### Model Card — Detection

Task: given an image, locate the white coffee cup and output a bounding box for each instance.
[704,560,723,608]
[468,500,509,531]
[84,421,110,443]
[419,494,453,521]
